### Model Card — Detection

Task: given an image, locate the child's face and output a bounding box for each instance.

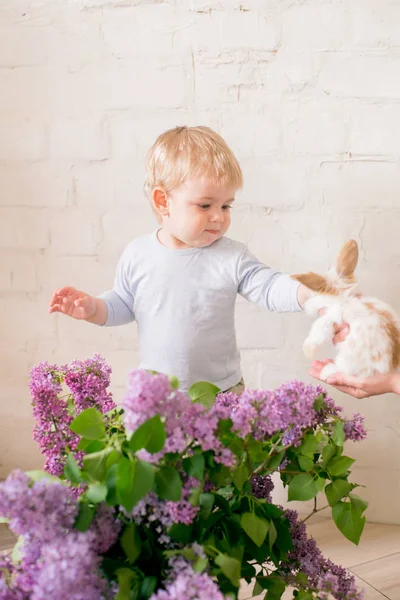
[160,177,237,249]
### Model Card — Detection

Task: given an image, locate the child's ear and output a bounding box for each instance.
[152,188,169,217]
[291,272,338,295]
[336,240,359,279]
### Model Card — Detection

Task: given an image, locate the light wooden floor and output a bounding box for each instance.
[1,519,399,598]
[239,516,400,600]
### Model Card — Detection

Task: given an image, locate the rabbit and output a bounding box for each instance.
[292,240,400,381]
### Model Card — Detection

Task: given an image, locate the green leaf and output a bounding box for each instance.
[232,463,249,492]
[325,479,352,507]
[332,500,366,545]
[128,415,166,454]
[188,381,220,408]
[332,421,345,447]
[328,456,355,477]
[321,443,336,467]
[83,448,112,481]
[168,523,193,544]
[183,453,205,481]
[313,393,325,411]
[198,493,215,520]
[105,463,119,505]
[26,470,60,483]
[240,512,270,547]
[74,502,95,532]
[253,581,264,596]
[193,556,208,573]
[11,536,25,562]
[70,407,105,440]
[139,576,157,599]
[155,466,182,501]
[115,568,136,600]
[268,520,277,549]
[86,482,108,504]
[298,455,314,471]
[288,474,318,501]
[315,476,326,492]
[131,460,155,507]
[64,454,83,484]
[169,376,179,389]
[121,523,141,563]
[266,450,286,471]
[0,517,9,524]
[258,574,285,598]
[349,493,369,513]
[116,456,136,513]
[296,591,313,600]
[299,434,318,458]
[215,553,241,587]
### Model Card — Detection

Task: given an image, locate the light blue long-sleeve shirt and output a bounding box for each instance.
[99,231,301,392]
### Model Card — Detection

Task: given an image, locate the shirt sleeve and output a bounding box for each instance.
[98,247,135,327]
[237,247,302,312]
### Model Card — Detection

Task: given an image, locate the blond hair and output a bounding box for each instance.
[144,126,243,199]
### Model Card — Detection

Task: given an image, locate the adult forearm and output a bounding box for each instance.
[390,372,400,396]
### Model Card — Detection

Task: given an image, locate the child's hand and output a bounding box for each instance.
[49,287,97,320]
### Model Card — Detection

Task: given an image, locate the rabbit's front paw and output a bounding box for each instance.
[319,362,339,381]
[303,338,317,359]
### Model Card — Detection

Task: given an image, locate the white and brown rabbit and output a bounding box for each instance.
[292,240,400,381]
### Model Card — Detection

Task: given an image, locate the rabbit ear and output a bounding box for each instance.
[336,240,359,279]
[291,272,338,295]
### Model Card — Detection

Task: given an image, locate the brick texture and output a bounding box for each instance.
[1,0,400,524]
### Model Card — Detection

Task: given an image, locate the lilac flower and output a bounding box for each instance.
[251,475,274,502]
[64,354,115,414]
[0,471,78,541]
[283,508,363,600]
[215,381,343,448]
[89,503,121,554]
[29,362,80,476]
[123,370,174,434]
[150,562,226,600]
[0,553,24,600]
[166,477,200,525]
[31,531,109,600]
[344,413,367,442]
[131,476,201,538]
[124,370,235,467]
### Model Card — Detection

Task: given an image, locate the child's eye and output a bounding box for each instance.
[199,204,211,209]
[222,205,232,210]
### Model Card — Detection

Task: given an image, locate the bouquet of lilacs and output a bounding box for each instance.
[0,355,368,600]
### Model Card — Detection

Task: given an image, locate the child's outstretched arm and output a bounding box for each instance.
[49,287,108,325]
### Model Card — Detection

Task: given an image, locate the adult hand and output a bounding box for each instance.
[309,360,400,398]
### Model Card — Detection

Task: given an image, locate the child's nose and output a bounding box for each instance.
[211,210,224,222]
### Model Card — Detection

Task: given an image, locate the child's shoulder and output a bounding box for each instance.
[212,236,247,259]
[119,232,155,261]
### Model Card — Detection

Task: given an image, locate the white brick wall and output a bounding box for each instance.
[1,0,400,523]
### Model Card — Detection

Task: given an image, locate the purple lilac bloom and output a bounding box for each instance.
[283,508,363,600]
[124,370,235,467]
[150,563,226,600]
[123,370,174,434]
[31,531,109,600]
[0,471,78,542]
[0,553,25,600]
[215,381,344,447]
[165,477,200,525]
[29,362,80,476]
[251,475,274,502]
[64,354,115,414]
[89,503,122,554]
[344,413,367,442]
